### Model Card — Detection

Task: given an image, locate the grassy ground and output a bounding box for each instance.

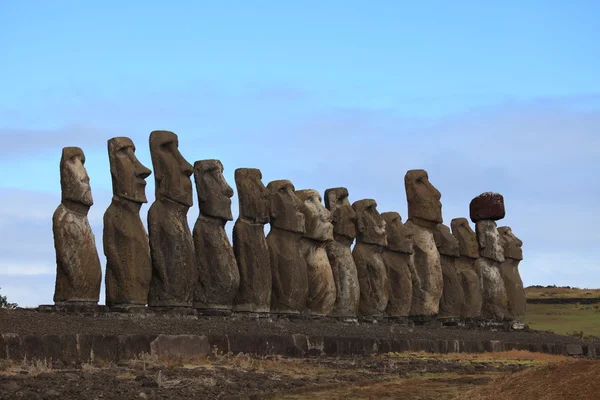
[525,303,600,337]
[525,286,600,299]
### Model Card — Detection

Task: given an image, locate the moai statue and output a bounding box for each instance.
[403,170,443,317]
[380,212,413,318]
[470,192,509,321]
[192,160,240,312]
[53,147,102,304]
[266,180,308,314]
[324,188,360,318]
[147,130,196,308]
[498,226,526,321]
[296,189,336,316]
[104,137,152,308]
[352,199,389,317]
[232,168,272,313]
[435,224,464,318]
[451,218,483,318]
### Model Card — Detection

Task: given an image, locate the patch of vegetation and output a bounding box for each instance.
[525,286,600,300]
[0,287,17,309]
[525,303,600,336]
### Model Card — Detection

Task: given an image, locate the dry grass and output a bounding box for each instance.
[21,357,52,376]
[525,286,600,299]
[383,350,570,363]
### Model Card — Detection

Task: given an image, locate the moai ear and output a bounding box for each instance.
[356,213,365,234]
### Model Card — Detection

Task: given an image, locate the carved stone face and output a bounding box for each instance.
[381,212,412,253]
[194,160,234,221]
[108,137,152,204]
[267,180,305,233]
[404,169,442,224]
[295,189,333,242]
[435,223,460,257]
[498,226,523,261]
[235,168,270,224]
[352,199,387,247]
[149,130,193,207]
[324,187,357,240]
[450,218,479,259]
[60,147,93,207]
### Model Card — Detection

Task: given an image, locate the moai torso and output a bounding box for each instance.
[498,226,526,321]
[192,160,239,311]
[451,218,482,318]
[53,147,102,304]
[435,223,463,318]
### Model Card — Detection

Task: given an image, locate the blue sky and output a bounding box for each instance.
[1,1,599,306]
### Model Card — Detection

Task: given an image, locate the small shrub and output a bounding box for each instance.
[0,287,17,309]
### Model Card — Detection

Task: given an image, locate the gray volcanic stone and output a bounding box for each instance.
[498,226,526,321]
[435,224,463,318]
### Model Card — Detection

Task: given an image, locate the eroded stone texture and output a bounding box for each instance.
[380,212,413,318]
[435,224,463,318]
[470,192,505,223]
[104,137,152,308]
[404,170,443,317]
[324,188,360,318]
[53,147,102,304]
[147,131,196,308]
[296,189,336,316]
[267,180,308,314]
[451,218,482,318]
[352,199,388,317]
[498,226,526,321]
[232,168,271,313]
[475,220,509,320]
[193,160,239,311]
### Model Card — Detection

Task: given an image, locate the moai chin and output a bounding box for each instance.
[53,147,102,304]
[192,159,240,312]
[266,179,308,314]
[435,223,464,318]
[352,199,389,317]
[450,218,483,318]
[403,169,443,317]
[471,192,509,321]
[498,226,526,321]
[232,168,272,313]
[296,189,336,316]
[103,137,152,308]
[147,130,197,308]
[380,212,413,318]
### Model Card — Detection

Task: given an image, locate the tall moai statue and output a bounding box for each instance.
[53,147,102,304]
[266,180,308,314]
[470,192,509,321]
[403,169,443,317]
[451,218,483,318]
[232,168,272,313]
[352,199,389,317]
[147,130,197,308]
[192,160,240,312]
[296,189,336,316]
[435,224,464,318]
[498,226,526,321]
[324,188,360,318]
[380,212,413,318]
[104,137,152,308]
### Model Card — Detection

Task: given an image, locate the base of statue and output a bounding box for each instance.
[383,316,413,326]
[195,308,233,317]
[148,306,198,317]
[109,304,148,314]
[38,303,109,314]
[438,317,463,327]
[231,311,273,320]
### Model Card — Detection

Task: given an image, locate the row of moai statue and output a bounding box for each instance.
[52,130,525,321]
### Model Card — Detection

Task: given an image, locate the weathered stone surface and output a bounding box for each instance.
[150,334,211,359]
[352,199,388,317]
[498,226,523,261]
[267,180,308,314]
[324,187,360,318]
[53,147,102,304]
[451,218,482,318]
[147,130,196,308]
[405,169,442,224]
[435,224,463,318]
[476,257,509,321]
[104,137,152,307]
[470,192,505,223]
[232,168,271,313]
[476,220,505,263]
[296,189,336,316]
[451,218,479,259]
[499,226,526,321]
[381,212,412,317]
[193,160,239,311]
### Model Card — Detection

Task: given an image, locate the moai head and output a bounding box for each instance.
[352,199,387,247]
[404,169,442,224]
[267,180,305,233]
[324,187,357,241]
[235,168,270,224]
[380,212,412,253]
[295,189,333,242]
[60,147,93,208]
[498,226,523,261]
[108,137,152,204]
[451,218,479,259]
[194,160,234,221]
[435,223,460,257]
[149,130,193,207]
